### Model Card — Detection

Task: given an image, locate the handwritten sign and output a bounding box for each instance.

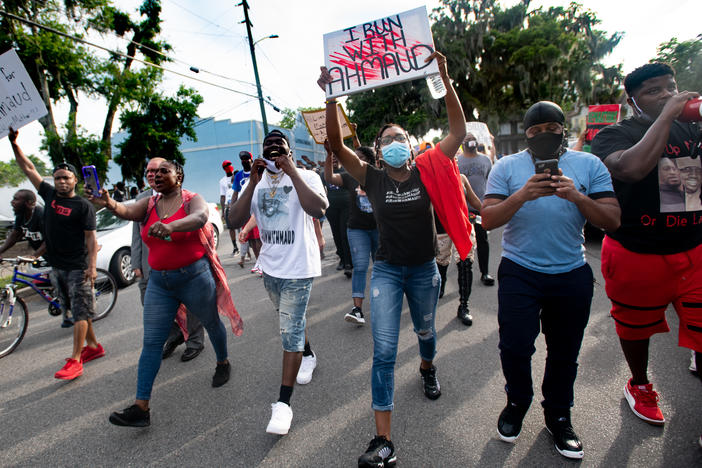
[465,122,492,150]
[323,6,439,98]
[0,49,47,138]
[585,104,620,144]
[302,104,354,145]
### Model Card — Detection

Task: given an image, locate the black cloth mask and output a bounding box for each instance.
[527,132,564,160]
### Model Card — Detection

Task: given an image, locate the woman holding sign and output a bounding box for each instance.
[318,51,471,467]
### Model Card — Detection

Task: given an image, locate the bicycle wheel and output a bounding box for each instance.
[0,293,28,358]
[93,268,117,322]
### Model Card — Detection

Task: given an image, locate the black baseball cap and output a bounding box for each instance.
[263,129,289,145]
[239,151,253,160]
[53,162,78,176]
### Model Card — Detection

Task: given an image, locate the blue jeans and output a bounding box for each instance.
[370,260,440,411]
[347,227,379,298]
[262,273,314,352]
[136,257,228,401]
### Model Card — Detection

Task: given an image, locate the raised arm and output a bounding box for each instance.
[323,140,344,187]
[8,129,43,190]
[92,188,149,221]
[318,68,367,185]
[429,52,467,158]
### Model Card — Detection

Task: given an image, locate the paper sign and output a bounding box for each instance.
[0,49,47,138]
[302,104,355,145]
[585,104,620,143]
[323,6,439,98]
[465,121,491,149]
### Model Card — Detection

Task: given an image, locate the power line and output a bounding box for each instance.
[0,9,278,106]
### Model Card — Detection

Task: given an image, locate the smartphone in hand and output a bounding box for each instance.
[82,165,101,195]
[534,159,559,177]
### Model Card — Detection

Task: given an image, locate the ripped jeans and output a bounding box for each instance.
[369,259,440,411]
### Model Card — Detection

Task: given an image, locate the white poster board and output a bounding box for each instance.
[465,121,491,149]
[302,104,355,145]
[0,49,47,138]
[323,6,439,98]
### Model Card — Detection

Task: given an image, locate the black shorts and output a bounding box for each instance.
[50,268,95,321]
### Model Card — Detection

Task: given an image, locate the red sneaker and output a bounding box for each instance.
[54,358,83,380]
[80,343,105,363]
[624,379,665,425]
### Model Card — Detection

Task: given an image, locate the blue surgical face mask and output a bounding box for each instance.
[381,141,411,168]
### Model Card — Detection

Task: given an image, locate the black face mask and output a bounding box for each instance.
[527,132,564,160]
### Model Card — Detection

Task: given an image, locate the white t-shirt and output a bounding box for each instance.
[219,174,231,197]
[251,169,326,279]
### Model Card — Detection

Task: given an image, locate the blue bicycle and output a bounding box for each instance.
[0,257,117,358]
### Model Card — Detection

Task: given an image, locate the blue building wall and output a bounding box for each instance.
[107,115,326,203]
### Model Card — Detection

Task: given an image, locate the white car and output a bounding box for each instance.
[96,202,224,287]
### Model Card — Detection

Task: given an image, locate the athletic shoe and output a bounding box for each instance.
[497,401,529,442]
[690,350,697,374]
[344,265,353,279]
[54,358,83,380]
[358,435,396,468]
[345,307,366,325]
[80,343,105,363]
[266,402,293,435]
[212,362,231,388]
[296,352,317,385]
[420,365,441,400]
[624,379,665,425]
[109,404,150,427]
[545,411,584,459]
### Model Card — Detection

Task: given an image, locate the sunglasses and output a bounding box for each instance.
[379,134,408,146]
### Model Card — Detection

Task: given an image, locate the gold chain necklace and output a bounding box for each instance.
[267,171,283,197]
[158,194,182,220]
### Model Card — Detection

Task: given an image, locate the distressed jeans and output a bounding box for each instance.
[262,273,314,352]
[369,259,440,411]
[347,227,379,298]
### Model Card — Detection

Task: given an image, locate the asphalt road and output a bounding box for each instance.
[1,225,701,467]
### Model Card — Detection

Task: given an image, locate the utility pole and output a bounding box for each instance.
[239,0,268,134]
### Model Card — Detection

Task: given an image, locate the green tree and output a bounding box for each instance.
[653,34,702,92]
[278,106,325,130]
[114,86,203,181]
[0,155,51,187]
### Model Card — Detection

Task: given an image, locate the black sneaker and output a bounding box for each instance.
[212,362,231,388]
[420,366,441,400]
[545,411,584,459]
[358,435,396,467]
[481,273,495,286]
[497,401,528,442]
[457,305,473,326]
[109,404,150,427]
[345,307,366,325]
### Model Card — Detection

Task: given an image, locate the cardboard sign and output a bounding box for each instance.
[302,104,355,145]
[465,121,492,150]
[585,104,620,144]
[0,49,47,138]
[323,6,439,98]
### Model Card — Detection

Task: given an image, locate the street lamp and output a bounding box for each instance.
[253,34,279,47]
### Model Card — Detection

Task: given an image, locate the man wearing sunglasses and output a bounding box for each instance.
[8,128,104,380]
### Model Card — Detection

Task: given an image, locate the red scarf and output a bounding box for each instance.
[146,190,244,338]
[415,143,473,260]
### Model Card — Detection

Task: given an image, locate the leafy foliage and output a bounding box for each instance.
[278,106,329,130]
[0,155,51,187]
[653,35,702,92]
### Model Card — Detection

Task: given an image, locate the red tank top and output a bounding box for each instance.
[142,204,206,270]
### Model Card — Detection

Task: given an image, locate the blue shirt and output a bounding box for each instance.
[485,149,614,274]
[233,170,250,192]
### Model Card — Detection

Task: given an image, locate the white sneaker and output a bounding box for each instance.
[296,352,317,385]
[690,350,697,373]
[266,402,293,435]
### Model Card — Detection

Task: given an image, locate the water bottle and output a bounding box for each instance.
[426,73,446,100]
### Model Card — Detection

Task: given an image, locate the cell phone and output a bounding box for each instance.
[82,165,101,195]
[534,159,559,177]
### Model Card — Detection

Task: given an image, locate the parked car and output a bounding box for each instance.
[96,202,224,287]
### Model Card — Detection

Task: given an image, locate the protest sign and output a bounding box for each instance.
[0,49,47,139]
[585,104,620,144]
[323,6,439,98]
[465,121,492,150]
[302,104,355,145]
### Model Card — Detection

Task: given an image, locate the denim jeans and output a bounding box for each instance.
[262,273,314,352]
[347,227,379,298]
[136,256,228,401]
[370,260,440,411]
[497,258,593,410]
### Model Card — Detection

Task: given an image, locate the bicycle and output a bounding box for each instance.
[0,257,118,358]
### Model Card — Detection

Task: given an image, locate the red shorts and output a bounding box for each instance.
[245,226,260,241]
[600,236,702,351]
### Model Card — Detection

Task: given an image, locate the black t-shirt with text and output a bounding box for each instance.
[364,165,437,265]
[13,206,44,251]
[38,182,96,270]
[591,118,702,254]
[340,172,376,230]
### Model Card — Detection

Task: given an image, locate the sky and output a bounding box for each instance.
[0,0,699,164]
